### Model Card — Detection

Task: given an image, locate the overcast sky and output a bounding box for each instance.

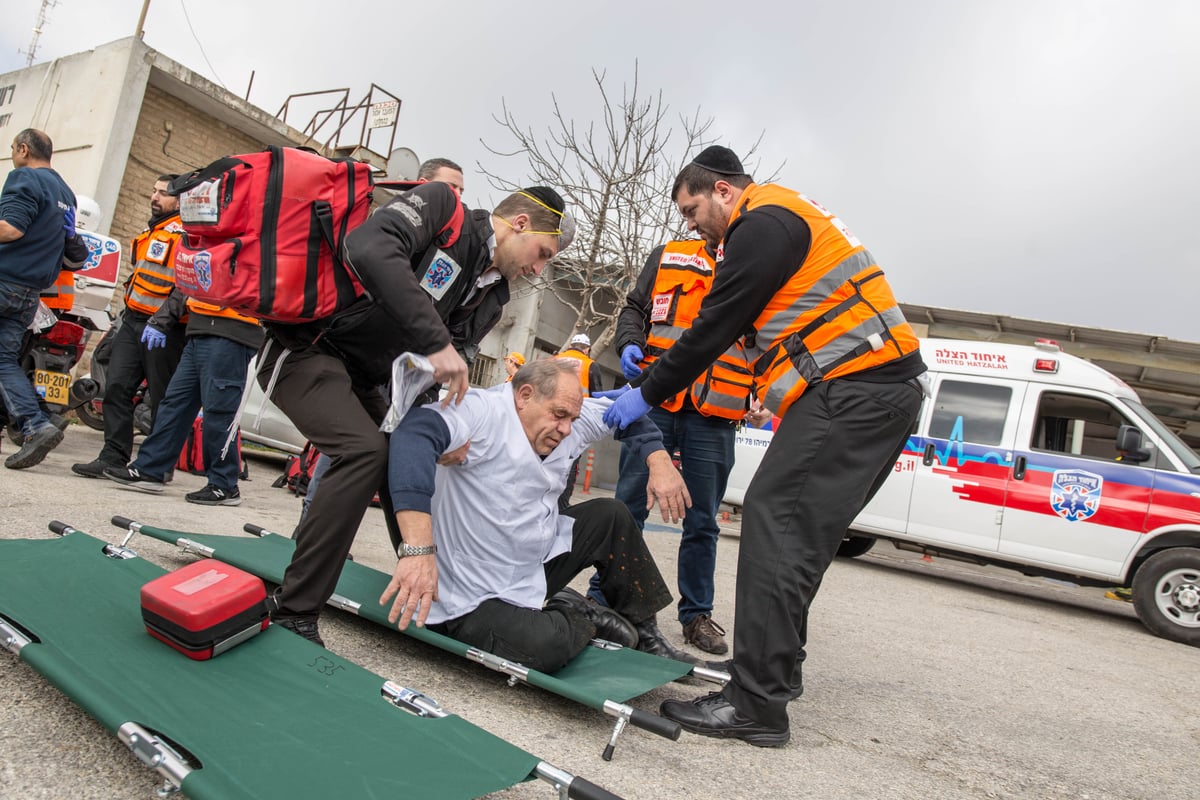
[4,0,1198,342]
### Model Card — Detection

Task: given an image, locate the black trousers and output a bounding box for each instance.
[259,341,401,616]
[724,378,923,729]
[435,499,673,673]
[98,310,184,466]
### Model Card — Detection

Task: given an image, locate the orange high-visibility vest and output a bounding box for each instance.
[185,297,260,326]
[731,184,920,416]
[125,215,184,315]
[39,270,75,311]
[640,240,752,421]
[557,348,595,396]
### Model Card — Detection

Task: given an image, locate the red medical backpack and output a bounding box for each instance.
[172,146,374,323]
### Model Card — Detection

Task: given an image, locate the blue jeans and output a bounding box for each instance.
[131,335,255,490]
[0,279,50,437]
[608,405,736,624]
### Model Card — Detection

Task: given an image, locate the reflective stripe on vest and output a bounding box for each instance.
[185,297,261,326]
[40,270,75,311]
[640,240,752,420]
[731,184,920,416]
[126,216,183,315]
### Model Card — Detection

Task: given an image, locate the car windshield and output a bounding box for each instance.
[1124,399,1200,472]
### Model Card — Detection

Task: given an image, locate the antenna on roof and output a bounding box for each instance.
[19,0,59,67]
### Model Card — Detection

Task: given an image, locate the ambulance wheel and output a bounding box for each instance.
[837,534,876,559]
[1132,548,1200,646]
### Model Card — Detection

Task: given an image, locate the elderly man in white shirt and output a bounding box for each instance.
[379,357,701,673]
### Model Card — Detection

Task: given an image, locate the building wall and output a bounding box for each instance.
[0,38,148,232]
[110,84,265,290]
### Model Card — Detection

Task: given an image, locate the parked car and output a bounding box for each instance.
[723,337,1200,646]
[238,357,305,455]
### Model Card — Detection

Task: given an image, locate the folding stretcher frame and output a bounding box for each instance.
[110,515,730,760]
[0,521,624,800]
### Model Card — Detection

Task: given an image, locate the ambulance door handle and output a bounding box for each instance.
[923,443,936,466]
[1012,456,1027,481]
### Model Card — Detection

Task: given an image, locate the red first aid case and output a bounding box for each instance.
[140,560,269,660]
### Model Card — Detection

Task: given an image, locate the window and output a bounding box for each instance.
[468,354,496,387]
[1031,392,1137,462]
[929,380,1012,446]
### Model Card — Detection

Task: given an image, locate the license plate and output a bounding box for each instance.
[34,370,72,405]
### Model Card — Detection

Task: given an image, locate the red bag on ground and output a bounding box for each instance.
[177,414,247,479]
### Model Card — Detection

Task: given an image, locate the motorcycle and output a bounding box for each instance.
[70,314,151,434]
[1,301,94,445]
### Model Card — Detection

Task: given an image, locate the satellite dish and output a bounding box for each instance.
[386,147,421,181]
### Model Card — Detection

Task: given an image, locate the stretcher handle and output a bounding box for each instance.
[567,777,623,800]
[628,709,682,741]
[243,523,271,537]
[111,515,137,530]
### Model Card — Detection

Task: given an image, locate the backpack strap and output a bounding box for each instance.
[436,195,464,248]
[168,157,248,196]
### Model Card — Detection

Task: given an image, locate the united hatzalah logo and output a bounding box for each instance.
[193,251,212,291]
[1050,469,1103,522]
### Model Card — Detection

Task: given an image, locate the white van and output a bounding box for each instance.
[724,338,1200,646]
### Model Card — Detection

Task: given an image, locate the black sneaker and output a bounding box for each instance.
[72,458,118,478]
[273,615,325,647]
[103,465,165,493]
[186,485,242,506]
[4,424,65,470]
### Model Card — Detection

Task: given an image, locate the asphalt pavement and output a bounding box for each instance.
[1,424,1196,799]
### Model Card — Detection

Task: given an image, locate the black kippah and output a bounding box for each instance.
[690,145,746,176]
[522,186,565,216]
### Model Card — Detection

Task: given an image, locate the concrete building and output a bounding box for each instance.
[0,36,313,301]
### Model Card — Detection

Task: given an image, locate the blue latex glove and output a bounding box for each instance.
[620,344,645,380]
[602,386,651,430]
[592,386,631,401]
[62,205,76,237]
[141,325,167,350]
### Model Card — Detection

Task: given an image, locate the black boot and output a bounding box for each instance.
[634,615,704,666]
[546,588,638,648]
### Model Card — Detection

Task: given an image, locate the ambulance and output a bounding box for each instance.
[725,338,1200,646]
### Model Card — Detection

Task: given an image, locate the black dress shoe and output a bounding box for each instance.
[546,588,638,648]
[634,616,704,666]
[661,691,790,747]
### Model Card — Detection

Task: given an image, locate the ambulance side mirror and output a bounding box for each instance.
[1115,425,1151,464]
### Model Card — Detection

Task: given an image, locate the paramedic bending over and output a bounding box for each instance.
[603,146,927,747]
[259,183,574,648]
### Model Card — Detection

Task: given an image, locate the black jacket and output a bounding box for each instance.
[270,182,507,384]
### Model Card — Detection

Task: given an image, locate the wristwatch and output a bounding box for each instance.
[397,543,437,558]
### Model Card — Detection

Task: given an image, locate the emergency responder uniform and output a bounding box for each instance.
[624,152,926,744]
[258,181,519,632]
[73,212,187,476]
[609,239,752,654]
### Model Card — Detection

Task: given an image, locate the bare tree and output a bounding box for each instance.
[480,65,769,354]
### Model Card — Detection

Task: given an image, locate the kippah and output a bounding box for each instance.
[690,145,746,176]
[522,186,566,216]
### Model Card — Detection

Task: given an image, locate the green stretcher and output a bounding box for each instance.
[110,516,729,760]
[0,524,622,800]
